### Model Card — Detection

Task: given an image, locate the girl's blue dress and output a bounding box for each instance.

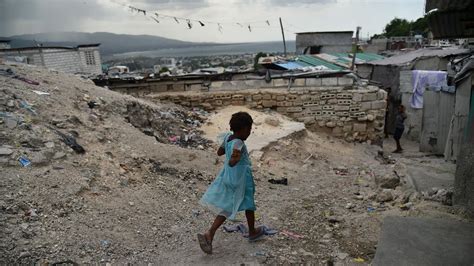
[200,132,256,220]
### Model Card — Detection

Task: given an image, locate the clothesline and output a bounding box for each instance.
[107,0,275,33]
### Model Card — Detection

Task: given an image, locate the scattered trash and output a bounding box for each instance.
[354,257,365,263]
[223,223,278,238]
[334,166,349,175]
[367,206,376,212]
[169,135,180,142]
[253,251,267,257]
[268,177,288,185]
[192,209,200,217]
[18,156,31,167]
[32,90,50,95]
[0,68,40,85]
[100,240,110,248]
[303,154,313,163]
[19,100,37,115]
[280,230,304,239]
[50,128,86,154]
[87,101,99,109]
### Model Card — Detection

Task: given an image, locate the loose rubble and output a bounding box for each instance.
[0,63,467,265]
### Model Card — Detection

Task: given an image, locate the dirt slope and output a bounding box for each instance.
[0,63,467,265]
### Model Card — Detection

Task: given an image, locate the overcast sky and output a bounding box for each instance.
[0,0,425,43]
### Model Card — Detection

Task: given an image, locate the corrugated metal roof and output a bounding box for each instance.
[428,10,474,39]
[295,55,344,70]
[366,48,471,66]
[425,0,474,12]
[274,61,307,70]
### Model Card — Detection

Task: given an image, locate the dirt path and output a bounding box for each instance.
[1,63,469,265]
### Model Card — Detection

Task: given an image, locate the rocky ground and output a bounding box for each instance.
[0,63,472,265]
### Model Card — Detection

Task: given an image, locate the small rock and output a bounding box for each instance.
[337,252,349,260]
[0,147,13,156]
[367,114,375,121]
[53,152,66,160]
[128,201,135,206]
[45,142,55,148]
[376,189,394,202]
[19,251,31,259]
[264,117,280,127]
[326,121,336,128]
[375,173,400,189]
[345,203,355,209]
[400,202,413,210]
[7,100,15,108]
[327,216,343,223]
[355,195,364,200]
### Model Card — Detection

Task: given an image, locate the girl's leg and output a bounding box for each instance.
[245,210,262,237]
[205,215,226,243]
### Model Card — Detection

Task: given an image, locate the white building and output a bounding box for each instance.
[108,65,129,76]
[0,44,102,75]
[0,39,11,49]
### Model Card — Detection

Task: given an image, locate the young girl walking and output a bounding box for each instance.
[198,112,264,254]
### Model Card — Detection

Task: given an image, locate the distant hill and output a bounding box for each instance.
[5,32,216,55]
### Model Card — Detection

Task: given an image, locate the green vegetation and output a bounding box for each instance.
[373,15,430,39]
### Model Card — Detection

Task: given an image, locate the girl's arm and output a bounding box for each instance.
[228,139,244,167]
[217,146,225,156]
[229,149,242,167]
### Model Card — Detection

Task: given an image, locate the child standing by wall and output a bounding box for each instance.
[393,105,407,153]
[198,112,264,254]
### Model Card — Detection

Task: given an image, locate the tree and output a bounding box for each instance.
[159,67,170,73]
[253,52,267,70]
[383,18,412,37]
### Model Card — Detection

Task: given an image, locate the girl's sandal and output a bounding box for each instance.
[197,233,212,254]
[248,226,265,242]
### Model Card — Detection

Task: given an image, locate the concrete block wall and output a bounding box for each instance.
[208,77,354,91]
[149,86,386,142]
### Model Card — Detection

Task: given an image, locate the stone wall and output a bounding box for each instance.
[148,86,387,142]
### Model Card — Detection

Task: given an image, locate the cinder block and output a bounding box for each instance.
[353,123,367,132]
[335,105,350,111]
[338,77,353,86]
[293,79,306,86]
[328,99,338,104]
[253,94,262,100]
[362,93,377,102]
[273,78,289,87]
[377,89,388,100]
[352,93,363,102]
[338,100,352,106]
[276,95,286,101]
[306,78,322,86]
[262,100,277,107]
[262,94,272,100]
[321,77,338,86]
[287,107,303,113]
[360,101,372,111]
[371,100,387,110]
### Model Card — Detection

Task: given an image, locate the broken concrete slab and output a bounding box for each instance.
[373,216,474,266]
[406,164,455,192]
[200,106,306,153]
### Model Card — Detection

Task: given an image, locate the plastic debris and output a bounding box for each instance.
[32,90,50,95]
[18,156,31,167]
[19,100,37,115]
[268,177,288,185]
[367,206,376,212]
[354,257,365,263]
[280,230,304,239]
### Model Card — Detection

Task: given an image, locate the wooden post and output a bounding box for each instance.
[351,26,361,70]
[279,17,287,57]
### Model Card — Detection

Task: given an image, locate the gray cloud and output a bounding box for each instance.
[267,0,336,6]
[126,0,209,10]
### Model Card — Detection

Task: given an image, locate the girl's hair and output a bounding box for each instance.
[230,112,253,132]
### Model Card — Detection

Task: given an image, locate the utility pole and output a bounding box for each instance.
[279,17,287,57]
[351,26,361,71]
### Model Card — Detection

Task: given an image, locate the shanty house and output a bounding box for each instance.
[0,44,102,75]
[296,31,354,54]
